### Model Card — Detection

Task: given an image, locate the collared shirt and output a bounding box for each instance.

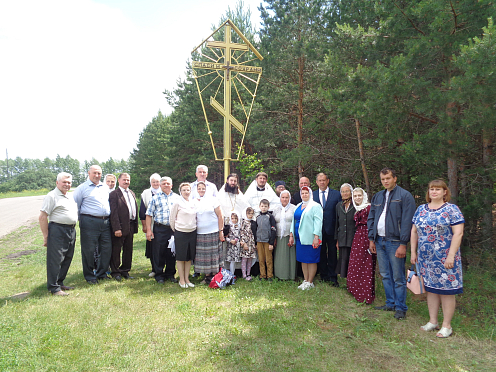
[319,187,329,206]
[73,179,111,217]
[119,186,136,220]
[40,187,78,225]
[377,190,391,237]
[190,179,218,200]
[146,190,178,225]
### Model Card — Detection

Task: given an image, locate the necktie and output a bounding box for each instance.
[125,190,135,219]
[322,190,326,207]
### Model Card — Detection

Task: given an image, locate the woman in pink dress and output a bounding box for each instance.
[347,187,376,304]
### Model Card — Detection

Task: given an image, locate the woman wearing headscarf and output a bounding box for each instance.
[195,181,224,284]
[335,183,356,279]
[289,186,323,290]
[273,190,297,280]
[169,183,197,288]
[347,187,376,304]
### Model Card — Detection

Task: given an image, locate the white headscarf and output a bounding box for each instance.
[278,190,292,238]
[352,187,370,213]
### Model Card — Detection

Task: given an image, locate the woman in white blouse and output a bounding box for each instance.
[273,190,297,280]
[195,181,224,284]
[170,183,197,288]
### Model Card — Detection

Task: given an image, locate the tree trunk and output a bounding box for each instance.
[447,157,458,202]
[354,119,370,195]
[482,129,493,251]
[297,55,304,179]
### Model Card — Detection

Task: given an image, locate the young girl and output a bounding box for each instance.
[240,207,257,280]
[225,212,242,275]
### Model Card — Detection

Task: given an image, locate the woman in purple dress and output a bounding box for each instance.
[347,187,376,304]
[411,180,464,338]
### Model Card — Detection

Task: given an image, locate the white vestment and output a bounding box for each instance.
[217,185,251,222]
[244,180,281,215]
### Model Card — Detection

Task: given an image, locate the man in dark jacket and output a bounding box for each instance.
[367,168,416,320]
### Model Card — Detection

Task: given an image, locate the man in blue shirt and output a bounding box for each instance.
[73,165,112,284]
[145,177,179,284]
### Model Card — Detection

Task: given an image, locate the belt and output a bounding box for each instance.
[49,221,76,228]
[81,213,109,220]
[155,222,171,227]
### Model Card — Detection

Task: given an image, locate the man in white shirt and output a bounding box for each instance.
[109,173,139,281]
[190,165,218,201]
[39,172,78,296]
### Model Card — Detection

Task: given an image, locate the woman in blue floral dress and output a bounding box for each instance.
[411,180,464,338]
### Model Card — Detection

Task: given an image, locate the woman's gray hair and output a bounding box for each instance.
[150,173,161,183]
[279,190,291,198]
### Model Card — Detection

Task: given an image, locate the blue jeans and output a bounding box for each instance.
[375,237,407,312]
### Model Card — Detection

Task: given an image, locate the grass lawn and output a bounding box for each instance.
[0,189,51,199]
[0,222,495,371]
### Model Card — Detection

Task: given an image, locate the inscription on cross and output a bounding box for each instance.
[191,19,263,181]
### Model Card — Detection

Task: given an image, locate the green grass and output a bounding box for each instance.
[0,189,51,199]
[0,223,495,371]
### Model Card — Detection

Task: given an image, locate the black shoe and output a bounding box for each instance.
[87,279,97,285]
[394,310,407,320]
[114,275,122,281]
[122,275,134,279]
[192,272,200,278]
[375,305,395,311]
[157,279,165,284]
[331,281,339,287]
[268,278,273,282]
[168,277,178,283]
[98,276,111,281]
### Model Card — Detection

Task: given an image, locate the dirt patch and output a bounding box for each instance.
[1,249,38,260]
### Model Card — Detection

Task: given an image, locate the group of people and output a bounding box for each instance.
[40,165,464,338]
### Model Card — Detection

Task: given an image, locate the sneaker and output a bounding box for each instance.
[149,272,155,278]
[298,280,308,289]
[394,310,407,320]
[246,276,252,281]
[303,282,315,290]
[374,304,395,311]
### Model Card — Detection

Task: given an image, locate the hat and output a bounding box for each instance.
[275,180,286,187]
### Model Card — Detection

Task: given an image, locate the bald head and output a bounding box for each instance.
[88,165,102,185]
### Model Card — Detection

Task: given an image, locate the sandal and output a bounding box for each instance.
[436,327,453,338]
[420,322,439,331]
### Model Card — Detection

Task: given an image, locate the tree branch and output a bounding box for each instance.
[393,2,425,36]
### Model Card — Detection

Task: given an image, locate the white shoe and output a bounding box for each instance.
[149,272,155,277]
[298,280,308,289]
[187,282,195,288]
[304,282,315,290]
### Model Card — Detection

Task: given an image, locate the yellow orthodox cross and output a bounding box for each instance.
[191,19,263,182]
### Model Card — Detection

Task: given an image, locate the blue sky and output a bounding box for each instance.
[0,0,263,162]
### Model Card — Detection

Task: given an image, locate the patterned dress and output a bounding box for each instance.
[412,203,464,295]
[347,205,376,304]
[239,220,257,259]
[226,223,242,263]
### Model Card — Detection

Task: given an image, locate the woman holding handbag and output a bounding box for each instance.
[410,180,465,338]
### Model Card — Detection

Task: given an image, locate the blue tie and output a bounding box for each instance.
[321,190,326,207]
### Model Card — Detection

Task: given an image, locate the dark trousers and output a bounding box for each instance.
[110,225,135,277]
[319,231,338,282]
[79,214,112,281]
[152,224,176,281]
[47,222,76,293]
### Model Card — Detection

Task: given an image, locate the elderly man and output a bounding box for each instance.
[313,173,341,286]
[146,177,179,284]
[368,168,416,320]
[109,173,138,281]
[39,172,78,296]
[274,181,287,197]
[190,165,218,200]
[139,173,161,277]
[291,176,311,205]
[73,165,112,284]
[244,172,281,215]
[105,174,116,191]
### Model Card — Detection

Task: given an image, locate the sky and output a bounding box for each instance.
[0,0,263,162]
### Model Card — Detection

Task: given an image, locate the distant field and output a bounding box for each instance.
[0,189,51,199]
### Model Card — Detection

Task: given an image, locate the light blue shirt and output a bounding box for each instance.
[73,180,111,217]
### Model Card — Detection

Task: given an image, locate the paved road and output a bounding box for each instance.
[0,195,45,238]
